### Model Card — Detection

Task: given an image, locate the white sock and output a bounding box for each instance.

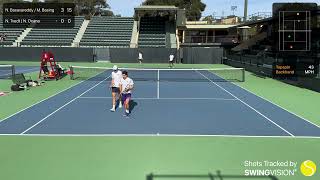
[112,105,115,109]
[126,109,129,113]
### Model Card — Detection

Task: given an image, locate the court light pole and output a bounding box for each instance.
[244,0,248,22]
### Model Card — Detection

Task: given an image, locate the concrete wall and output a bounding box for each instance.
[0,47,94,62]
[0,47,224,64]
[181,47,224,64]
[110,48,177,63]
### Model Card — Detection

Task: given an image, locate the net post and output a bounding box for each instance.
[11,65,15,78]
[242,68,245,82]
[69,66,74,80]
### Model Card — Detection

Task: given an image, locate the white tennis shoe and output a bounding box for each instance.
[110,108,115,112]
[119,102,122,108]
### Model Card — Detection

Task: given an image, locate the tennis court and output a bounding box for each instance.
[0,66,319,137]
[0,65,39,79]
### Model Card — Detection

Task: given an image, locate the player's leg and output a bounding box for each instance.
[122,94,131,116]
[118,91,122,108]
[110,88,117,112]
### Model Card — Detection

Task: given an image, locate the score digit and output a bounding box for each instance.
[308,65,314,70]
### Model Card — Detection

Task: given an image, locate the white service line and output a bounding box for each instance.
[78,97,238,101]
[1,133,319,139]
[231,79,320,129]
[20,75,111,134]
[0,77,90,123]
[196,70,295,137]
[207,68,320,129]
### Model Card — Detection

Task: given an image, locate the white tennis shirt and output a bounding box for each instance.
[138,53,143,60]
[111,70,122,87]
[169,54,174,62]
[120,77,134,94]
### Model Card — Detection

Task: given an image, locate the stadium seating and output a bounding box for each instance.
[80,17,134,47]
[0,16,24,46]
[20,16,84,47]
[138,17,166,48]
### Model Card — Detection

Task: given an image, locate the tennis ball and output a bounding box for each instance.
[300,160,317,176]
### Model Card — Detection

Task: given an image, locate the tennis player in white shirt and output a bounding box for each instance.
[169,54,175,68]
[138,51,143,64]
[120,71,134,116]
[110,65,122,112]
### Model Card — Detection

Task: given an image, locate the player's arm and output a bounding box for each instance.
[110,79,114,87]
[110,73,115,87]
[119,82,123,93]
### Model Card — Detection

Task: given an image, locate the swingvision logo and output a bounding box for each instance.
[243,160,298,177]
[300,160,317,177]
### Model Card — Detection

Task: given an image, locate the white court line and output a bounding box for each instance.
[0,134,320,139]
[209,69,320,129]
[0,77,91,123]
[20,75,111,134]
[233,79,320,129]
[78,97,238,101]
[196,70,295,137]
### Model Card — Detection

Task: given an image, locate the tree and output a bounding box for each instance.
[203,15,215,24]
[42,0,112,17]
[74,0,112,17]
[142,0,206,21]
[0,0,114,17]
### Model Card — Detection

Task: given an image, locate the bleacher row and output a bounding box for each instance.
[21,16,84,47]
[138,17,166,48]
[0,16,24,46]
[0,16,168,48]
[80,17,134,47]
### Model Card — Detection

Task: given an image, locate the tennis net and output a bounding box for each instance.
[69,66,245,82]
[0,65,15,79]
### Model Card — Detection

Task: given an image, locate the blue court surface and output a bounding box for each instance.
[0,69,319,137]
[0,66,39,78]
[15,66,39,74]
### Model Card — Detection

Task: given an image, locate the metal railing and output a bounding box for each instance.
[182,35,240,44]
[185,12,272,25]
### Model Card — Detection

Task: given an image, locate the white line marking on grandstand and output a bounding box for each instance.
[157,70,160,99]
[78,97,238,101]
[0,134,319,139]
[20,75,111,134]
[196,70,295,137]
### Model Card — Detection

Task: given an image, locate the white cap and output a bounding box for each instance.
[112,65,118,71]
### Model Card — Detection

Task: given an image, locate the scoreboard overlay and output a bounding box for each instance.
[2,3,75,28]
[278,11,311,51]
